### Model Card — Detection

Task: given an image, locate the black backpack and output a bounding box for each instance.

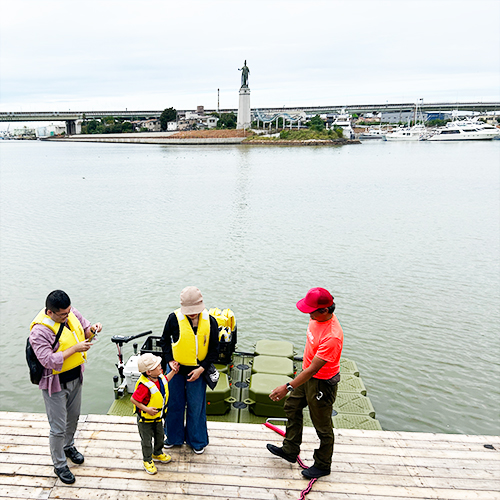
[26,323,64,384]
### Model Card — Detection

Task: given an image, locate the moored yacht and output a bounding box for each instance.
[385,100,428,141]
[331,109,355,139]
[428,122,499,141]
[385,124,427,141]
[358,127,387,140]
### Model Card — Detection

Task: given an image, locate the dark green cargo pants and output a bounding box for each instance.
[137,417,164,462]
[282,377,338,470]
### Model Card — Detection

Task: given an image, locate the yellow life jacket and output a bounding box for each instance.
[172,308,210,366]
[208,307,236,332]
[30,309,86,375]
[134,373,169,421]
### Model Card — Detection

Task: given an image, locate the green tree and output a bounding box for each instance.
[85,119,105,134]
[122,122,133,133]
[333,126,343,138]
[160,107,177,130]
[217,112,237,129]
[427,118,450,128]
[307,115,325,132]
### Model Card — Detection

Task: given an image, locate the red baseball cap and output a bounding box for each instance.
[296,287,334,313]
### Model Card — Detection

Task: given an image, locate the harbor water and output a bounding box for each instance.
[0,139,498,436]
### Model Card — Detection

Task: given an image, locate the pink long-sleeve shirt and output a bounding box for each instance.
[29,307,91,396]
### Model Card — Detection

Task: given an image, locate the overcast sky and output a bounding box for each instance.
[0,0,499,113]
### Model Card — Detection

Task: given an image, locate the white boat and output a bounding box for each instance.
[385,100,428,141]
[358,127,386,140]
[454,119,500,139]
[428,121,499,141]
[385,124,427,141]
[331,109,355,139]
[476,124,500,139]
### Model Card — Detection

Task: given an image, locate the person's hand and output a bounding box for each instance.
[269,385,287,402]
[187,366,204,382]
[92,323,102,333]
[169,361,180,373]
[74,340,92,352]
[145,407,160,416]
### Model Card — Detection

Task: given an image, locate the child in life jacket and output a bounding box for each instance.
[131,353,178,475]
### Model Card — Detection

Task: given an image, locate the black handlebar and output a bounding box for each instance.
[111,330,152,345]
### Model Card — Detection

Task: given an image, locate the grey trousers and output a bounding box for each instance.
[42,378,82,468]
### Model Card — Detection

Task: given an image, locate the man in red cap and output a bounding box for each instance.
[267,287,343,479]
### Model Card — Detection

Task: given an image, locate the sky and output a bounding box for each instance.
[0,0,499,116]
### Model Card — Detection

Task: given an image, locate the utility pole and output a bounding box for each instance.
[217,89,220,115]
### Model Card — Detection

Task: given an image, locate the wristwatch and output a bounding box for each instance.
[286,383,294,392]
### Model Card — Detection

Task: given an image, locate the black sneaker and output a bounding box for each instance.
[64,446,84,464]
[266,444,297,463]
[301,466,331,479]
[54,465,75,484]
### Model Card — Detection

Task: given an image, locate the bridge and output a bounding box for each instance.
[1,102,499,134]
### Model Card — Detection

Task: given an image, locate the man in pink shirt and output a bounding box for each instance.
[267,287,343,479]
[30,290,102,485]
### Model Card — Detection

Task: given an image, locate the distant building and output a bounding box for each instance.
[167,121,178,131]
[201,116,218,128]
[178,118,198,131]
[139,119,161,132]
[36,123,66,138]
[13,126,36,138]
[426,112,452,122]
[130,120,142,131]
[381,109,421,124]
[178,114,218,130]
[181,106,218,129]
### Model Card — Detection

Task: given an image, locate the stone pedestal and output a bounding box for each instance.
[237,87,251,129]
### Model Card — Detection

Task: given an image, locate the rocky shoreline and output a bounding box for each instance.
[43,130,360,146]
[245,138,360,146]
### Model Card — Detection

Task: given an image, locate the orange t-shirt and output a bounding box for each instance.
[302,314,343,380]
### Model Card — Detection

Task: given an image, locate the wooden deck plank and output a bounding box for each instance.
[2,414,499,447]
[2,439,499,471]
[1,456,498,493]
[0,412,499,500]
[3,413,499,445]
[0,440,500,479]
[1,465,499,500]
[2,462,499,500]
[2,445,499,481]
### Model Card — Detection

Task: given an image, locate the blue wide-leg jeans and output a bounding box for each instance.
[164,369,208,450]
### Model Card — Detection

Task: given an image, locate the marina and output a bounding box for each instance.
[1,411,499,499]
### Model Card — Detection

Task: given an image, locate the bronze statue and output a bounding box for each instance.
[238,60,250,88]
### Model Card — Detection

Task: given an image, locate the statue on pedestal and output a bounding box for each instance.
[238,60,250,88]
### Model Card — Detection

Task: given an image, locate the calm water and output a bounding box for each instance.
[0,139,498,436]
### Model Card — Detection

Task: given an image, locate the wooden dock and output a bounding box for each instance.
[0,411,499,499]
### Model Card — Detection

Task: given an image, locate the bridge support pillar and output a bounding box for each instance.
[65,120,82,135]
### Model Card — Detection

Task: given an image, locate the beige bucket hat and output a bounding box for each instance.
[137,353,162,373]
[180,286,205,315]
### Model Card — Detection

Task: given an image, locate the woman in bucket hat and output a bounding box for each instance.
[160,287,219,454]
